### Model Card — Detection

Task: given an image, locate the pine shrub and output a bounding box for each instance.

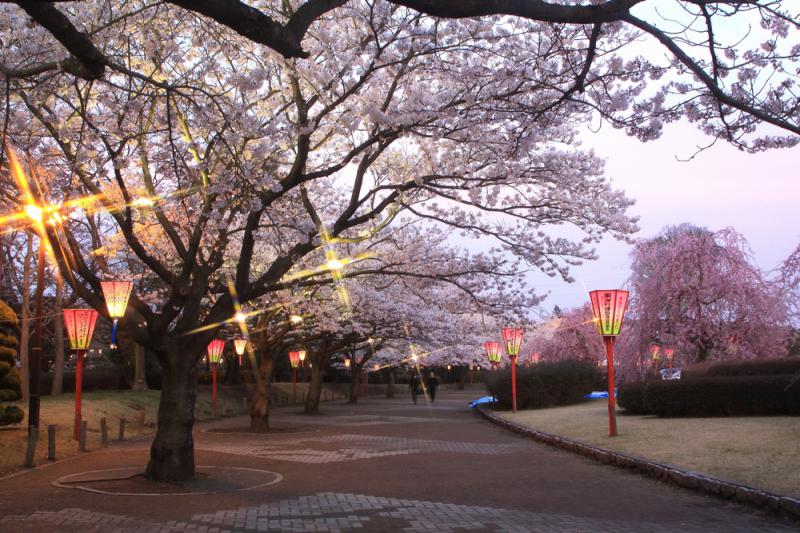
[0,299,23,426]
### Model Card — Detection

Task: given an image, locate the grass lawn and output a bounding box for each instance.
[498,400,800,497]
[0,387,245,476]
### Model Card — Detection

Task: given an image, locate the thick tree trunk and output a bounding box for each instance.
[347,367,361,404]
[145,351,197,482]
[51,272,64,395]
[250,356,274,431]
[132,343,148,390]
[386,369,395,398]
[304,359,325,414]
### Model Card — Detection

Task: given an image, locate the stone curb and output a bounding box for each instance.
[475,406,800,520]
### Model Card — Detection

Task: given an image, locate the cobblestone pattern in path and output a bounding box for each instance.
[198,433,529,464]
[6,492,785,533]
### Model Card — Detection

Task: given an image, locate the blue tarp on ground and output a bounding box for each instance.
[468,396,497,408]
[584,391,617,399]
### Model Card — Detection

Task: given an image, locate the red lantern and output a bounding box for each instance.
[484,341,501,368]
[664,348,675,370]
[234,338,247,366]
[206,339,225,416]
[100,281,133,349]
[289,350,301,369]
[207,339,225,365]
[501,327,524,413]
[63,309,99,351]
[589,290,629,336]
[63,309,99,441]
[529,352,541,365]
[501,328,524,358]
[588,289,630,438]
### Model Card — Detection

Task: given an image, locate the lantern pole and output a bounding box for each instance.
[603,336,618,437]
[63,309,98,441]
[502,328,523,413]
[74,348,84,440]
[589,289,629,438]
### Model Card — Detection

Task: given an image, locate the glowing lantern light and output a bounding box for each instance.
[484,341,501,368]
[100,281,133,349]
[501,327,524,357]
[63,309,99,351]
[343,357,351,369]
[650,344,661,369]
[63,309,99,441]
[288,350,303,401]
[207,339,225,365]
[234,338,248,366]
[298,350,306,363]
[589,290,629,337]
[664,348,675,370]
[589,289,630,437]
[206,339,225,416]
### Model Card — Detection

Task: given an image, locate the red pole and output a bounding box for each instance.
[292,367,297,402]
[73,350,84,440]
[511,356,518,413]
[604,336,618,437]
[211,365,217,417]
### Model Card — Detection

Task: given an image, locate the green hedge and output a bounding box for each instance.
[617,381,649,414]
[618,375,800,417]
[484,360,600,410]
[706,357,800,377]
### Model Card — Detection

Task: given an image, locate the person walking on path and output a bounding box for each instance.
[426,372,440,402]
[409,373,421,404]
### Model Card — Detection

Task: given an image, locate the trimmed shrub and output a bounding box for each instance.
[0,299,22,426]
[617,381,649,414]
[644,375,800,417]
[706,357,800,377]
[485,360,600,410]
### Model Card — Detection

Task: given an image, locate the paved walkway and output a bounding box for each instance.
[0,389,796,532]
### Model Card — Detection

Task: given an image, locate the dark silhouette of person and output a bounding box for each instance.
[426,372,440,402]
[409,373,421,404]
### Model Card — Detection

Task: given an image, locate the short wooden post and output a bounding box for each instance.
[24,427,38,468]
[118,417,126,441]
[78,421,88,452]
[47,425,56,461]
[100,417,108,445]
[137,410,145,434]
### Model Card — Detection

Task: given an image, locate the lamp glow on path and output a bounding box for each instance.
[589,289,629,437]
[207,339,225,416]
[63,309,99,440]
[100,281,133,349]
[484,341,501,369]
[501,328,524,413]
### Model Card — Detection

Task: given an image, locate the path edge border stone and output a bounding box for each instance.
[475,405,800,521]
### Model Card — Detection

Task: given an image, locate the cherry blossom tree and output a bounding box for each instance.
[3,1,799,151]
[0,3,639,481]
[624,224,789,367]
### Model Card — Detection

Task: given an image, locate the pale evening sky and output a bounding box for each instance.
[527,121,800,314]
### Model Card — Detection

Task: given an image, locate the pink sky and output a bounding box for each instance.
[529,121,800,313]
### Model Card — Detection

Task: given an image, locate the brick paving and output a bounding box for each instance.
[0,388,797,532]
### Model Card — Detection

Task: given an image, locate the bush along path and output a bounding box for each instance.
[476,405,800,521]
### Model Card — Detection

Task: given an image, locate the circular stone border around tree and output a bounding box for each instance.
[52,466,283,496]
